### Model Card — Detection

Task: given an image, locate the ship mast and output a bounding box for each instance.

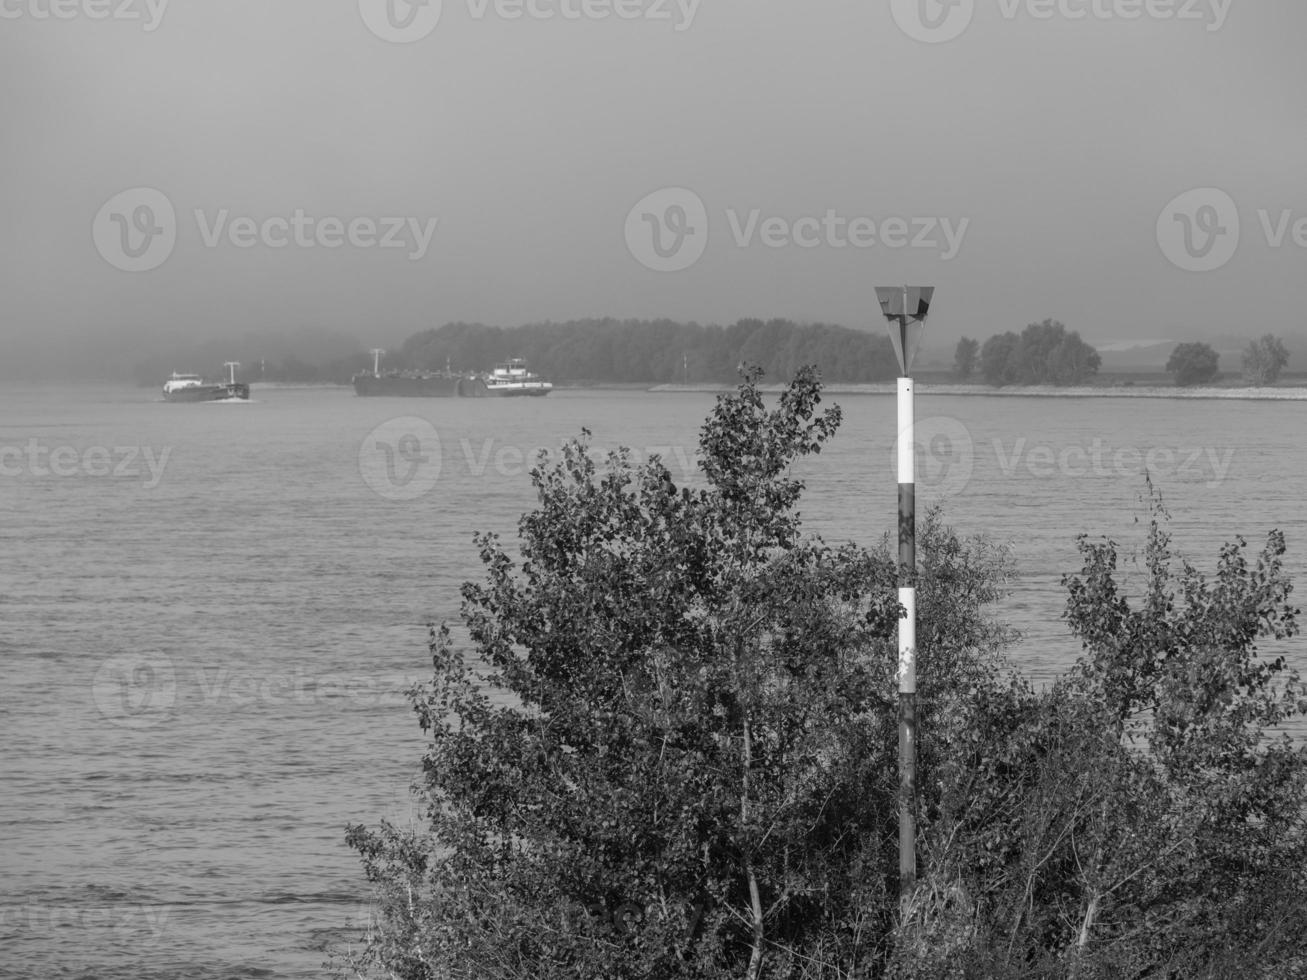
[370,348,385,375]
[224,361,240,385]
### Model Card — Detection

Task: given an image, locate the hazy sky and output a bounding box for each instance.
[2,0,1305,374]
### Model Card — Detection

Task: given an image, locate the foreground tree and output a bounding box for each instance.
[1166,341,1220,386]
[1243,333,1291,385]
[348,368,900,979]
[341,368,1025,979]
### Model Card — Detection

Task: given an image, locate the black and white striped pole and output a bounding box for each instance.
[876,284,934,904]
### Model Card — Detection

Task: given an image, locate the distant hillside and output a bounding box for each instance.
[1095,340,1183,371]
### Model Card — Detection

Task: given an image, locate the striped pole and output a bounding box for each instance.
[876,284,932,907]
[897,364,917,902]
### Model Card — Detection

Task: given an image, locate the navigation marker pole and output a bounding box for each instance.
[876,285,934,906]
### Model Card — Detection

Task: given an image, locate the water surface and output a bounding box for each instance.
[2,384,1303,978]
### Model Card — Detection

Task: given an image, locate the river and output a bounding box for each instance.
[1,383,1303,978]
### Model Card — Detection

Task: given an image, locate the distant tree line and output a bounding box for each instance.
[954,319,1102,386]
[132,319,902,386]
[130,319,1293,389]
[394,319,900,384]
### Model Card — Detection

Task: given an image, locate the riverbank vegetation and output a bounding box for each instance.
[128,320,1294,392]
[973,320,1102,387]
[131,319,902,387]
[394,319,900,384]
[339,368,1307,979]
[1166,342,1222,386]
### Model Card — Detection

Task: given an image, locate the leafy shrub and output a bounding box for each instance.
[338,373,1307,980]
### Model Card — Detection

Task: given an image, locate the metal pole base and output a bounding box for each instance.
[898,691,916,904]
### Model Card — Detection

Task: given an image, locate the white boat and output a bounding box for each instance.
[162,364,249,402]
[481,358,552,397]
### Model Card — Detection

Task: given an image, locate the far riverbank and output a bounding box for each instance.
[651,382,1307,401]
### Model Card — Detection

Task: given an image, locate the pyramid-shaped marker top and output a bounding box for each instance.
[875,285,934,322]
[876,286,934,376]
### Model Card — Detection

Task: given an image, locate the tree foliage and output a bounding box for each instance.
[345,367,906,979]
[952,337,979,380]
[1166,341,1220,386]
[980,331,1021,386]
[341,372,1307,980]
[978,320,1100,386]
[918,484,1307,978]
[1243,334,1291,386]
[397,319,900,384]
[131,320,903,386]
